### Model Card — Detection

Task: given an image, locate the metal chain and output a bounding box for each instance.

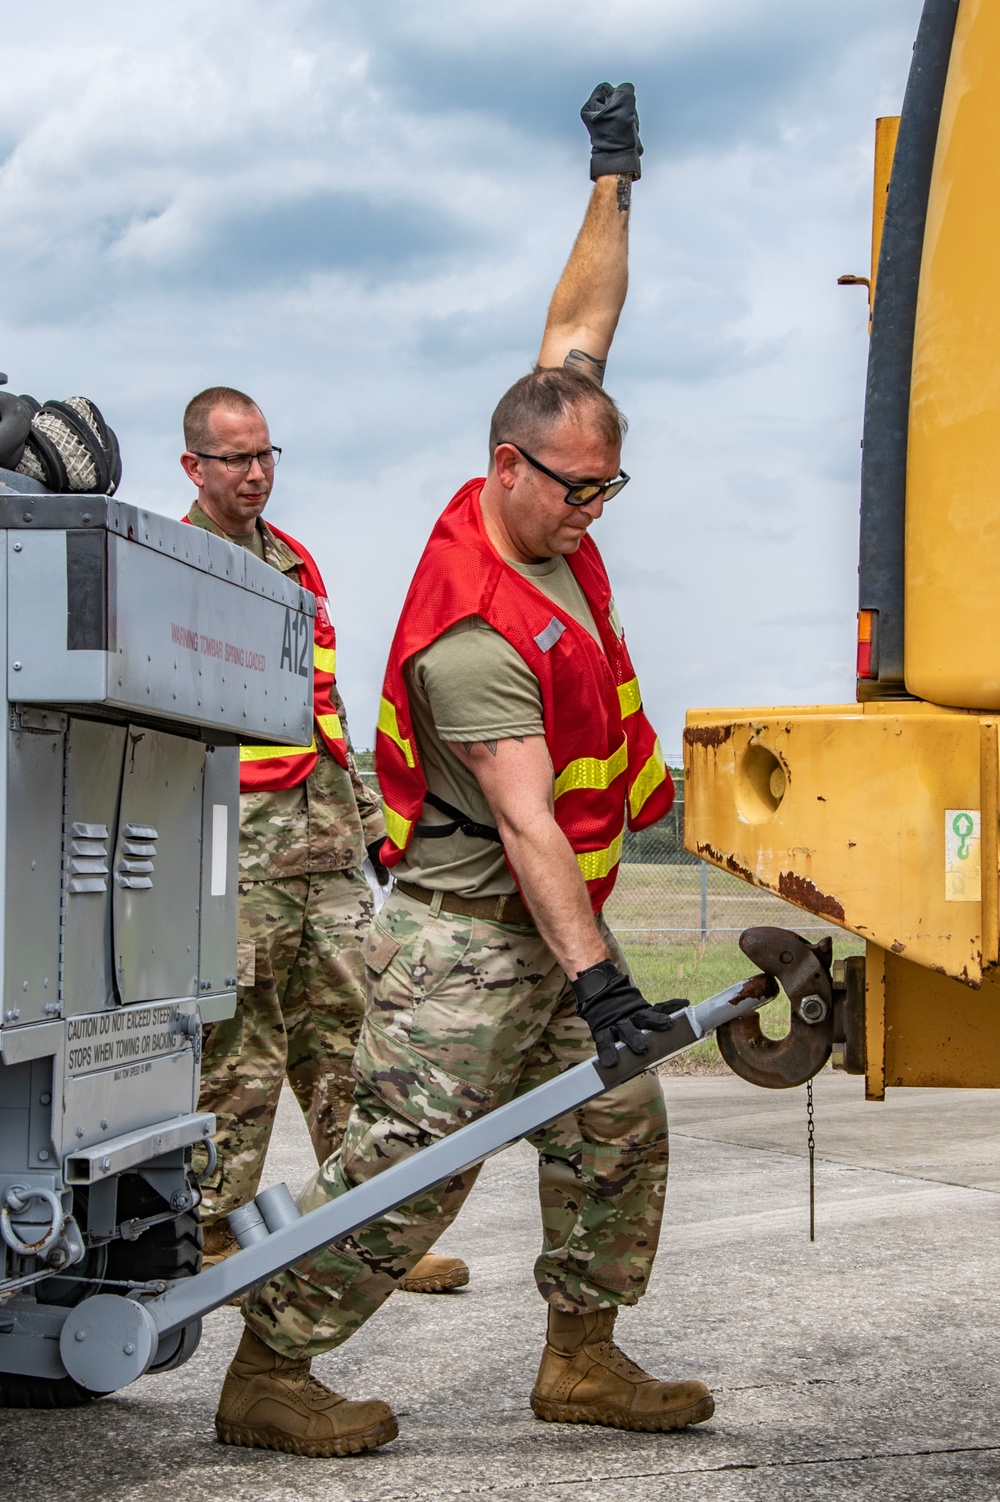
[806,1076,816,1243]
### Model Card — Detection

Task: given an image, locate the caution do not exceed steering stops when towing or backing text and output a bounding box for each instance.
[65,1005,183,1077]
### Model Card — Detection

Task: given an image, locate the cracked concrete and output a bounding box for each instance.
[5,1073,1000,1501]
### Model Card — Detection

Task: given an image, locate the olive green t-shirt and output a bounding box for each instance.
[396,554,603,898]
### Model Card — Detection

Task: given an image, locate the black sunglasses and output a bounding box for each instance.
[500,441,630,506]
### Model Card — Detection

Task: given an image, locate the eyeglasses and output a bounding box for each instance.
[499,442,629,506]
[192,447,282,473]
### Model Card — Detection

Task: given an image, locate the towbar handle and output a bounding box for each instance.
[60,949,796,1391]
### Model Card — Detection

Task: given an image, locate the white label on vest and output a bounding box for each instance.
[534,617,566,653]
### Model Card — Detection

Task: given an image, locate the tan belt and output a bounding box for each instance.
[395,878,534,928]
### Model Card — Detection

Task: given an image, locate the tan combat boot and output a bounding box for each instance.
[530,1307,714,1432]
[201,1219,237,1268]
[399,1251,470,1293]
[215,1325,398,1457]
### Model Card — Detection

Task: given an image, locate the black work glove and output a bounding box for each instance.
[572,960,686,1069]
[366,838,391,888]
[580,82,643,181]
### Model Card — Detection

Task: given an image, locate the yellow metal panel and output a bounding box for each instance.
[869,115,900,319]
[864,942,886,1102]
[906,0,1000,707]
[683,706,984,982]
[982,722,999,967]
[883,947,1000,1088]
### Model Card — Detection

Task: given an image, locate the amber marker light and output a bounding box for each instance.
[856,610,873,678]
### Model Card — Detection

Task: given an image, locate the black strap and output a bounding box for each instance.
[0,392,31,471]
[414,791,502,844]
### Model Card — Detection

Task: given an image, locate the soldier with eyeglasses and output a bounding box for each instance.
[212,82,713,1462]
[179,390,470,1298]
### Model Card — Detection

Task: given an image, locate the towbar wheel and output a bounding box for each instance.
[716,927,835,1089]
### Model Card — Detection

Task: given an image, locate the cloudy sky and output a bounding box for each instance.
[0,0,926,755]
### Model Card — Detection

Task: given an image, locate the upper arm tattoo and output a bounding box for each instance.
[563,348,607,387]
[462,736,524,757]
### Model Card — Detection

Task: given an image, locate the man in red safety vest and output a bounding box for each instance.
[180,388,469,1296]
[215,81,713,1460]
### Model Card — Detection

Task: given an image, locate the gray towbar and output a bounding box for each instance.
[59,967,778,1392]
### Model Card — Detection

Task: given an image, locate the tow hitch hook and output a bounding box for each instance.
[716,927,835,1089]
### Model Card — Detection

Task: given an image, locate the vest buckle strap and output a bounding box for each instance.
[414,791,503,845]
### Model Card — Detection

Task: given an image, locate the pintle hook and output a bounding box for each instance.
[716,927,835,1089]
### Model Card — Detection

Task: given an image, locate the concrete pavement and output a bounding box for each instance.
[5,1072,1000,1501]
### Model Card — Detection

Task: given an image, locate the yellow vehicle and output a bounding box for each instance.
[684,0,1000,1099]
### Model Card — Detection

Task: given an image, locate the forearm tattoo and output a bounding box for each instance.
[616,174,632,213]
[563,348,607,387]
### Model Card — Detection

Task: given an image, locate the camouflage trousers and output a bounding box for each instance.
[195,868,373,1229]
[243,887,669,1359]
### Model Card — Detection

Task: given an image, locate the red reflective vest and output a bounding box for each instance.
[376,478,673,913]
[182,513,348,789]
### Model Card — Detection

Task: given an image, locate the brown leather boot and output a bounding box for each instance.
[399,1252,470,1293]
[215,1325,398,1457]
[201,1219,237,1268]
[530,1308,714,1432]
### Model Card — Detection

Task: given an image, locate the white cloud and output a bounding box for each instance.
[0,0,928,752]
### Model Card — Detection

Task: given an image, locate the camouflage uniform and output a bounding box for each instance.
[187,504,385,1231]
[243,887,668,1358]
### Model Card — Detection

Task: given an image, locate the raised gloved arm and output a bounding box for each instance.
[535,82,642,380]
[571,960,687,1069]
[580,81,643,182]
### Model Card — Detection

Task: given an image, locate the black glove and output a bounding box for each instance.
[366,838,391,888]
[572,960,686,1069]
[580,82,643,181]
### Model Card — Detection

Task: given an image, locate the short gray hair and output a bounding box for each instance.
[488,367,627,467]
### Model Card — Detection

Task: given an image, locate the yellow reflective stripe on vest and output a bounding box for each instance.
[554,738,628,800]
[628,738,667,821]
[314,644,337,674]
[617,677,641,718]
[316,712,343,743]
[576,828,624,883]
[378,696,416,769]
[383,802,412,850]
[239,737,317,763]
